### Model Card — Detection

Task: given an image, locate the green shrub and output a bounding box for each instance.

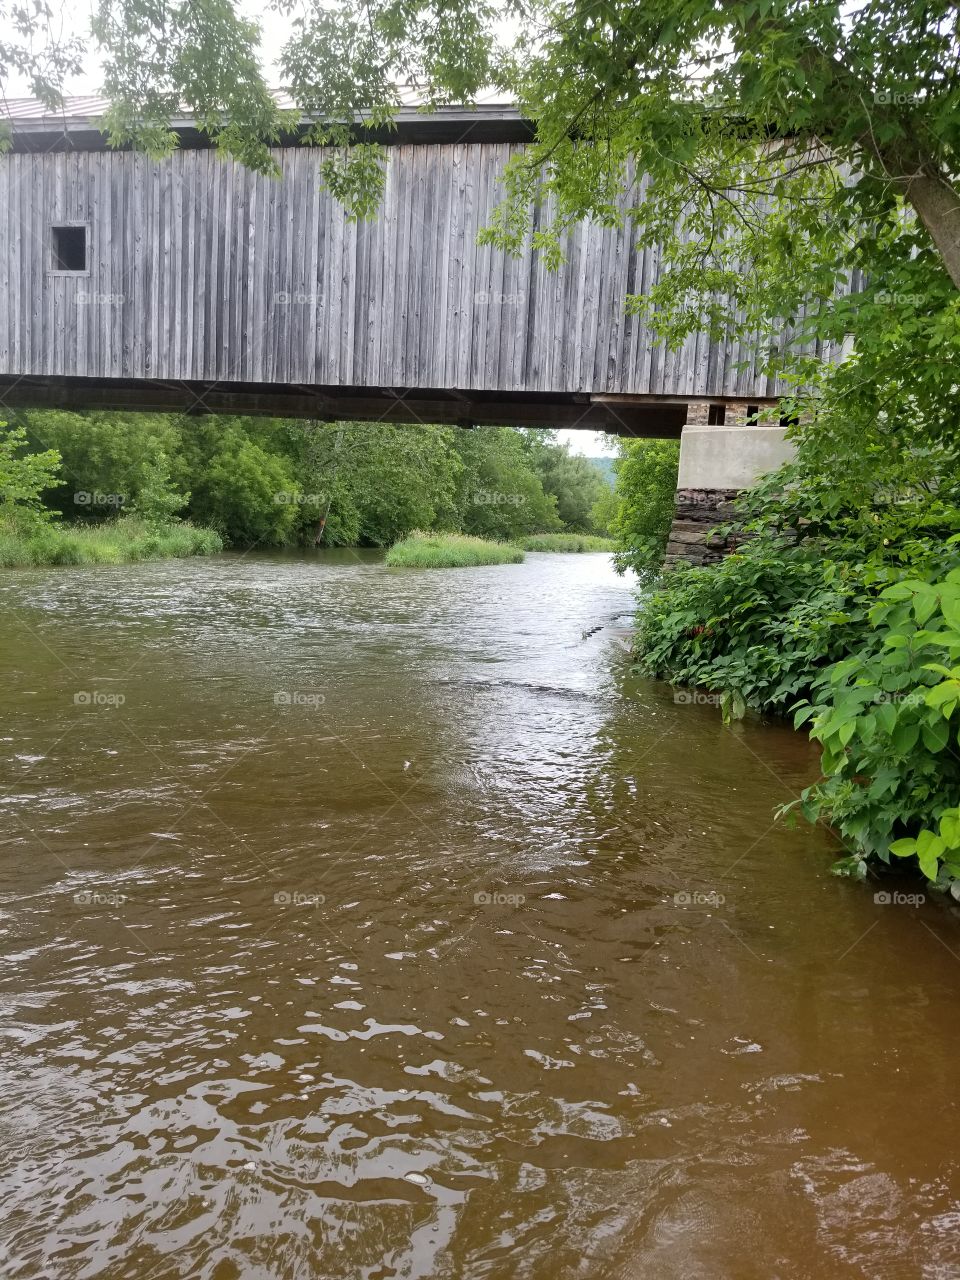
[0,423,62,517]
[386,531,524,568]
[635,541,873,717]
[633,437,960,888]
[130,450,189,525]
[610,439,680,579]
[788,564,960,887]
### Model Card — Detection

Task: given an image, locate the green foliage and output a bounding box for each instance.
[482,0,960,333]
[92,0,293,177]
[520,432,610,532]
[0,423,220,566]
[184,424,302,547]
[131,451,189,526]
[452,427,561,540]
[385,531,524,568]
[635,282,960,886]
[520,533,615,552]
[315,422,462,546]
[610,439,680,579]
[636,543,870,715]
[590,485,618,538]
[0,514,222,567]
[787,564,960,888]
[0,424,62,524]
[635,536,960,889]
[1,413,605,552]
[19,410,182,520]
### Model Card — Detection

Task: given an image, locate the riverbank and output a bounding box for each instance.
[386,531,524,568]
[0,516,223,567]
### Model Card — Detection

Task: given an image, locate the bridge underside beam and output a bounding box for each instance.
[0,376,693,437]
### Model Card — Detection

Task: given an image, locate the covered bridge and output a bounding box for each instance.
[0,98,834,446]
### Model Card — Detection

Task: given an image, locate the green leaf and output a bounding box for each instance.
[891,721,920,754]
[921,718,950,753]
[918,847,941,881]
[889,839,917,858]
[875,701,898,735]
[793,703,815,728]
[925,681,960,710]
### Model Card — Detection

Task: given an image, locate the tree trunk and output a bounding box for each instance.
[898,170,960,291]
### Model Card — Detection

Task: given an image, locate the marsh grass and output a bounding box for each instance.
[519,533,616,553]
[0,515,224,568]
[386,531,524,568]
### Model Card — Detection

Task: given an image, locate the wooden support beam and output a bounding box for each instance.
[0,376,689,437]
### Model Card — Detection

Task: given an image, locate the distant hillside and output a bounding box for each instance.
[585,455,617,487]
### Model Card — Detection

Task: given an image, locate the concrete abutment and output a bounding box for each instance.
[664,411,796,567]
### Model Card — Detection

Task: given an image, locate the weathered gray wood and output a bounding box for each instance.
[0,160,9,372]
[0,140,839,399]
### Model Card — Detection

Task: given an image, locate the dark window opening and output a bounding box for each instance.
[52,225,87,272]
[707,403,726,426]
[746,403,760,423]
[780,411,800,428]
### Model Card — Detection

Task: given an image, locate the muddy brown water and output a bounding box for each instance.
[1,549,959,1280]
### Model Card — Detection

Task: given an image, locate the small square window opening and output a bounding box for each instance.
[52,225,87,272]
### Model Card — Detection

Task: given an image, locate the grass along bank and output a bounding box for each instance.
[520,533,616,552]
[0,515,223,567]
[386,531,524,568]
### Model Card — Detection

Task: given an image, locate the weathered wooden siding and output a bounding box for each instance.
[0,143,829,396]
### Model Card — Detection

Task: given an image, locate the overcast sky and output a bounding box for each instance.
[557,429,617,457]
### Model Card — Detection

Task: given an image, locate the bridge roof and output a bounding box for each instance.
[1,94,533,151]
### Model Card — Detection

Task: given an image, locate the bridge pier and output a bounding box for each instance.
[664,405,795,567]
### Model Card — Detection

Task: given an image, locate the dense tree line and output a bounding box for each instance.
[11,412,614,548]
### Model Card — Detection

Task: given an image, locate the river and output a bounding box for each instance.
[1,549,959,1279]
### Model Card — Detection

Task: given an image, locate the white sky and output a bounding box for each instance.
[558,429,617,457]
[7,0,325,95]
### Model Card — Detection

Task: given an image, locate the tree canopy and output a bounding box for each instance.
[12,413,610,548]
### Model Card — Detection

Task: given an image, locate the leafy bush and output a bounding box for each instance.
[635,540,873,716]
[788,564,960,888]
[131,450,189,526]
[632,290,960,889]
[610,439,680,579]
[0,423,62,525]
[185,430,302,546]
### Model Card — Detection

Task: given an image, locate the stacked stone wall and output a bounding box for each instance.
[663,488,742,567]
